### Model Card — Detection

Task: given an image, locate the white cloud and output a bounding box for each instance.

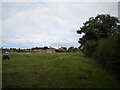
[2,2,118,48]
[1,0,120,2]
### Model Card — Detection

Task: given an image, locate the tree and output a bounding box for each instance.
[67,47,74,52]
[77,14,120,57]
[61,47,67,51]
[44,46,49,49]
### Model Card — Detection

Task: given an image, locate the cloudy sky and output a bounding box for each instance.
[1,0,119,49]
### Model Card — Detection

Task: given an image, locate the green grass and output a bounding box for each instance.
[2,53,120,88]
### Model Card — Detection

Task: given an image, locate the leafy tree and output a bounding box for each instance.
[72,48,78,52]
[61,47,67,51]
[67,47,74,52]
[77,14,120,57]
[44,46,49,49]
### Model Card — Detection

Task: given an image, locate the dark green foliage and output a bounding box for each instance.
[61,47,67,51]
[77,14,120,79]
[67,47,74,52]
[93,34,120,77]
[77,14,120,57]
[43,46,49,49]
[31,46,49,50]
[82,40,97,57]
[67,47,80,52]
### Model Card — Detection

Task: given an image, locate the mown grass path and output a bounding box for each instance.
[2,53,120,88]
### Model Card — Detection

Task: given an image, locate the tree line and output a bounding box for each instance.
[1,46,81,53]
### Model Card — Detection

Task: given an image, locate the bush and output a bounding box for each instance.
[82,40,97,57]
[93,34,120,77]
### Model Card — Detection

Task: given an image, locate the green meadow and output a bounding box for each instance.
[2,53,120,88]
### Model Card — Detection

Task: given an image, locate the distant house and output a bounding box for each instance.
[25,48,55,53]
[56,47,67,52]
[38,49,55,53]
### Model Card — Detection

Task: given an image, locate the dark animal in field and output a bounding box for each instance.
[2,55,10,60]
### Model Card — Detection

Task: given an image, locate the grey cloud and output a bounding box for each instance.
[2,2,118,48]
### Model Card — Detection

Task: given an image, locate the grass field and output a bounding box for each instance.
[2,53,120,88]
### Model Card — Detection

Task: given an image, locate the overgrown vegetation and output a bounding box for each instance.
[93,34,120,78]
[77,14,120,79]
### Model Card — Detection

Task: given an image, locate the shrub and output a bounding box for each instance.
[93,34,120,77]
[82,40,97,57]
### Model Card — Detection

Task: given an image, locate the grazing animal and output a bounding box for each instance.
[2,55,10,60]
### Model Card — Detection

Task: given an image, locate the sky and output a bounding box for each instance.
[0,0,119,49]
